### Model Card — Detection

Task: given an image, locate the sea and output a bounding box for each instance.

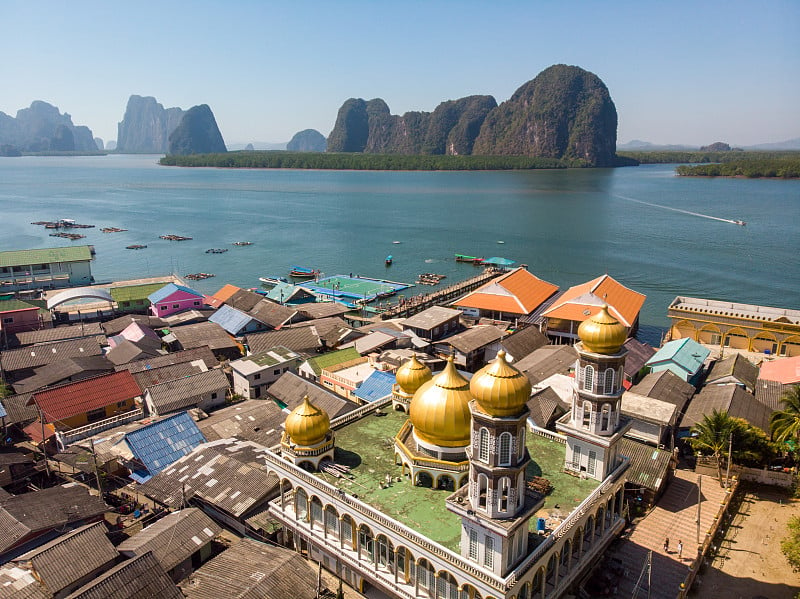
[1,154,798,345]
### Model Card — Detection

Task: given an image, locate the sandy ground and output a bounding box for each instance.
[698,485,800,599]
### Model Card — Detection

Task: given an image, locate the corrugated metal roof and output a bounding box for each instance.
[681,385,772,432]
[169,321,239,353]
[0,393,37,425]
[208,304,255,335]
[12,356,114,394]
[755,378,791,411]
[196,399,287,446]
[647,338,710,377]
[14,522,117,595]
[402,306,461,330]
[101,315,167,337]
[0,246,93,269]
[131,361,205,390]
[64,551,182,599]
[629,370,695,411]
[225,289,263,312]
[353,370,396,402]
[442,325,505,354]
[500,326,548,362]
[0,403,6,419]
[9,322,104,348]
[268,372,359,419]
[619,437,673,493]
[124,412,206,476]
[296,301,350,320]
[706,353,758,390]
[1,338,103,374]
[305,347,361,376]
[117,508,220,573]
[116,347,218,373]
[32,370,141,424]
[179,538,317,599]
[147,283,203,305]
[145,369,229,415]
[0,564,50,599]
[248,299,297,329]
[516,345,578,385]
[0,299,39,313]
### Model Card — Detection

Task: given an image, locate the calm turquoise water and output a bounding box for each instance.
[1,154,798,342]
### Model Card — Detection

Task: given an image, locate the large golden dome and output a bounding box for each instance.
[470,350,532,417]
[395,354,433,395]
[578,304,627,354]
[409,356,472,447]
[285,395,330,446]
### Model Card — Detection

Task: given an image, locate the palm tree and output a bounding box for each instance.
[690,409,740,485]
[771,385,800,448]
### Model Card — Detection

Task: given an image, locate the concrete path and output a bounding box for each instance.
[609,469,729,599]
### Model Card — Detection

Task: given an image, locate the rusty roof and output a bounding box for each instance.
[32,371,141,424]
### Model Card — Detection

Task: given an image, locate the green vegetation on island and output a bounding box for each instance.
[160,151,638,170]
[675,156,800,178]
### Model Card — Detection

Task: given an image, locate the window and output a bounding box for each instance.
[193,300,201,306]
[478,474,488,510]
[499,477,510,512]
[484,536,494,568]
[172,304,180,309]
[254,373,261,380]
[573,445,582,469]
[211,392,218,399]
[116,400,128,408]
[601,404,611,431]
[498,432,512,466]
[2,317,13,324]
[468,529,478,560]
[160,305,168,311]
[582,402,592,428]
[478,428,489,462]
[604,368,614,394]
[588,451,597,476]
[273,369,280,375]
[583,365,594,391]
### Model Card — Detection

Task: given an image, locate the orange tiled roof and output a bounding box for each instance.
[453,268,559,315]
[31,371,142,424]
[759,355,800,385]
[206,284,242,309]
[542,274,646,327]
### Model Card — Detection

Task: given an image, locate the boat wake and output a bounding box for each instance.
[613,194,745,225]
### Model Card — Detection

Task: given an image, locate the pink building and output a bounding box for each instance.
[0,299,49,335]
[147,283,206,318]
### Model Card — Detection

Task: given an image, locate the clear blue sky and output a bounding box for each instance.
[3,0,798,146]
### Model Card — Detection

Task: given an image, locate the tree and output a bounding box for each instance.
[771,385,800,454]
[781,515,800,572]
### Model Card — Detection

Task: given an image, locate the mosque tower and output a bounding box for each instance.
[281,395,334,471]
[447,351,542,577]
[391,354,432,413]
[556,304,632,481]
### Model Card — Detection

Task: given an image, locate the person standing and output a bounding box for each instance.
[677,540,683,560]
[664,537,670,553]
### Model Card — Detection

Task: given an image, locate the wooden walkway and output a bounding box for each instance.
[379,268,503,320]
[607,469,730,599]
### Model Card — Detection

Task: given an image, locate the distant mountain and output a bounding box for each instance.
[94,137,104,151]
[744,137,800,151]
[287,129,327,152]
[617,140,698,151]
[0,101,96,152]
[168,105,226,155]
[117,95,185,153]
[227,141,287,151]
[326,65,618,166]
[105,140,117,151]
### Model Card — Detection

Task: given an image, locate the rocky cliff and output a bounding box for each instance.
[167,105,227,155]
[326,65,618,166]
[0,101,97,152]
[473,65,617,166]
[116,95,185,153]
[287,129,327,152]
[326,95,496,155]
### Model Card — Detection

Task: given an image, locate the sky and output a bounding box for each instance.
[3,1,799,147]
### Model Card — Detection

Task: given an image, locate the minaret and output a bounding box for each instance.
[556,305,632,481]
[447,351,542,577]
[281,395,334,471]
[391,354,432,413]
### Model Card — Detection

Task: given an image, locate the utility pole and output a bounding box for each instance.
[38,409,51,478]
[89,437,103,497]
[696,475,702,544]
[725,432,733,489]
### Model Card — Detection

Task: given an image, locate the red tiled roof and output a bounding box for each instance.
[453,268,559,315]
[542,274,646,327]
[31,371,142,424]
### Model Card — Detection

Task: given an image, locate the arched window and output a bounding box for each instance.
[295,488,308,521]
[498,432,512,466]
[517,425,525,457]
[601,403,611,431]
[583,365,594,391]
[596,369,606,394]
[604,368,615,394]
[478,428,490,462]
[517,472,525,507]
[358,525,375,563]
[340,514,354,548]
[582,401,592,428]
[468,528,479,560]
[324,505,338,537]
[484,535,494,568]
[478,474,488,510]
[310,496,323,529]
[499,477,510,512]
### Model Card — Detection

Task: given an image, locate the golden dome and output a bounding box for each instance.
[578,304,628,354]
[470,350,532,417]
[285,395,330,446]
[409,356,472,447]
[395,355,433,395]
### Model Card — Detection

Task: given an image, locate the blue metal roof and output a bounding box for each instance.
[0,401,6,419]
[209,304,254,335]
[147,283,204,304]
[646,338,710,377]
[353,370,396,403]
[124,411,206,476]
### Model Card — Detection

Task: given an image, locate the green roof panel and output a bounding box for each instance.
[110,283,168,304]
[0,246,93,268]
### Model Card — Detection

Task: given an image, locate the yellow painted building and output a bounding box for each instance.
[667,296,800,357]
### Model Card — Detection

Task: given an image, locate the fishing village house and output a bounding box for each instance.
[148,283,207,318]
[645,337,710,386]
[11,355,114,394]
[230,346,302,399]
[0,337,104,385]
[401,305,463,342]
[434,324,508,372]
[0,245,95,293]
[109,281,174,314]
[540,274,646,346]
[666,296,800,357]
[143,368,230,418]
[0,299,49,341]
[163,321,242,361]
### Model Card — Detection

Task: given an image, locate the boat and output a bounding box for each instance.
[160,234,192,241]
[126,244,147,250]
[205,248,228,254]
[232,241,253,246]
[734,220,746,226]
[455,254,485,264]
[185,272,215,280]
[392,240,401,244]
[101,227,127,233]
[385,255,393,266]
[289,266,320,278]
[259,275,288,286]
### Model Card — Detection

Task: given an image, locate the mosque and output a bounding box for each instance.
[264,306,632,599]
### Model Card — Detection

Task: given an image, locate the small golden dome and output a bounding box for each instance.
[395,354,433,395]
[578,304,627,354]
[409,356,472,447]
[285,395,330,446]
[470,350,532,417]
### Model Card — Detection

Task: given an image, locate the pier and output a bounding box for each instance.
[379,268,503,319]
